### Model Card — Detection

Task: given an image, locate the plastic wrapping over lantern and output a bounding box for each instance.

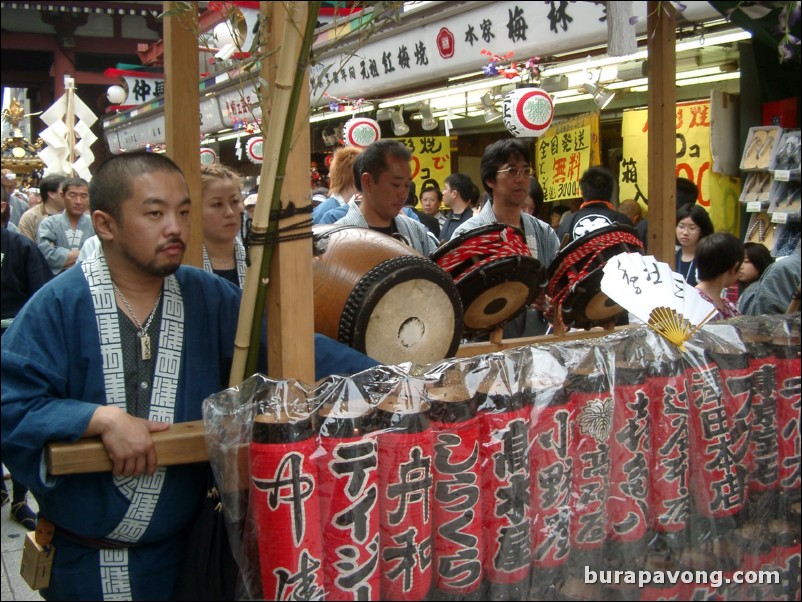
[343,117,381,148]
[502,88,554,138]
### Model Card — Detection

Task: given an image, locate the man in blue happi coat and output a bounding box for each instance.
[1,151,377,600]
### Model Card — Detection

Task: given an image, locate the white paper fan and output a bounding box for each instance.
[601,252,718,351]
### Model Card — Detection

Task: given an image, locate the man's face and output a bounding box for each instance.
[488,159,530,207]
[442,184,456,209]
[111,171,191,278]
[420,190,441,216]
[362,155,412,223]
[63,185,89,218]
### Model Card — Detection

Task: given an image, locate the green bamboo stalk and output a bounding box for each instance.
[229,2,321,386]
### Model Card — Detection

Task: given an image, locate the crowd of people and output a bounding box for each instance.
[2,140,800,600]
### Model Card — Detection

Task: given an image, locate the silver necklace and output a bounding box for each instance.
[113,283,162,360]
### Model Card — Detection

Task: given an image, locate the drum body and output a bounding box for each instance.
[546,224,644,329]
[313,225,463,365]
[431,224,545,336]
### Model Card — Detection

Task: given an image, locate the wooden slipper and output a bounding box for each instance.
[756,129,777,169]
[743,130,766,170]
[757,172,773,203]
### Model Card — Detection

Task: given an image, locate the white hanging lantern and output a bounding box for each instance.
[246,136,263,164]
[343,117,381,148]
[200,148,217,165]
[106,84,127,105]
[502,88,554,138]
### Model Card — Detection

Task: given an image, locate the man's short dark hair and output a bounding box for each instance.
[90,152,185,222]
[39,174,66,203]
[479,139,531,196]
[444,173,474,202]
[61,177,89,195]
[696,232,743,281]
[353,139,411,193]
[676,177,698,208]
[579,166,615,202]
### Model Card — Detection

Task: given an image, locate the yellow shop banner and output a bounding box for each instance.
[620,101,739,234]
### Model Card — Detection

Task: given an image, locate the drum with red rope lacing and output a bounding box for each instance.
[431,224,546,336]
[547,223,644,330]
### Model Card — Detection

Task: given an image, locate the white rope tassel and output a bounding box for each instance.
[607,1,637,57]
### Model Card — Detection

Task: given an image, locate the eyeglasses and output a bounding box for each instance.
[676,223,700,233]
[497,166,533,178]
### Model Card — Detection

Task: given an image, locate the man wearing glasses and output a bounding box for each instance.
[450,139,559,337]
[451,139,559,266]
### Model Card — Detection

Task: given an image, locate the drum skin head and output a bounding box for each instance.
[456,254,545,335]
[342,255,464,365]
[560,268,626,329]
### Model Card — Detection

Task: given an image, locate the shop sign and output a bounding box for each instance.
[117,112,165,151]
[536,112,598,203]
[105,130,122,154]
[396,135,451,194]
[309,2,719,106]
[219,83,262,127]
[620,100,740,235]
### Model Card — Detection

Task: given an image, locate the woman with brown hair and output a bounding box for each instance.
[200,164,247,287]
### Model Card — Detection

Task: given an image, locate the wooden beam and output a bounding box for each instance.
[45,325,636,476]
[163,1,203,268]
[265,2,316,382]
[46,421,209,475]
[647,1,677,267]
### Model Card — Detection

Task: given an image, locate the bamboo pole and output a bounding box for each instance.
[229,2,321,386]
[64,76,76,176]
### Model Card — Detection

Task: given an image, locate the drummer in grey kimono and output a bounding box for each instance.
[335,139,439,255]
[37,176,94,275]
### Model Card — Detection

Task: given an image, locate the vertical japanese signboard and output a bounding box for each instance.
[397,136,452,194]
[535,112,599,203]
[620,101,740,234]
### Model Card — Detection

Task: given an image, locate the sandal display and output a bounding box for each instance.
[769,181,802,214]
[744,212,776,251]
[741,171,773,203]
[770,129,802,173]
[773,222,801,257]
[740,126,783,171]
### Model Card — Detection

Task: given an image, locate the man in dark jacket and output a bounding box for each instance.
[557,166,632,244]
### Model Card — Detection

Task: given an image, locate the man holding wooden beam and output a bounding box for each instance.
[0,151,377,600]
